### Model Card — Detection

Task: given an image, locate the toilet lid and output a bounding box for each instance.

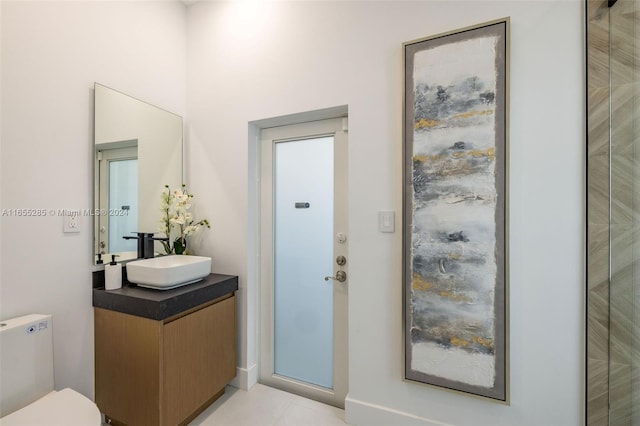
[0,388,101,425]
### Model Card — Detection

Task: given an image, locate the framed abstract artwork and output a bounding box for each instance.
[403,18,509,402]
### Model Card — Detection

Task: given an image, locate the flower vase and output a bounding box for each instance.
[173,238,186,255]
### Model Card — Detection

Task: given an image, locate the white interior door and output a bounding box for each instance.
[97,146,138,254]
[259,117,348,408]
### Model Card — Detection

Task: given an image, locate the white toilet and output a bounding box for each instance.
[0,314,101,425]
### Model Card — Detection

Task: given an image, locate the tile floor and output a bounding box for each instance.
[189,384,347,426]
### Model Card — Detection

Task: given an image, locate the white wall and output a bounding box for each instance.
[0,0,186,398]
[1,1,584,423]
[186,1,584,425]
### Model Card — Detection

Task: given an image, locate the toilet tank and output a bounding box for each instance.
[0,314,54,417]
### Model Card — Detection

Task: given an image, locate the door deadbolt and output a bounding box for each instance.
[336,256,346,266]
[324,270,347,283]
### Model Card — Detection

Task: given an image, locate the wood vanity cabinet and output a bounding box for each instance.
[94,293,236,426]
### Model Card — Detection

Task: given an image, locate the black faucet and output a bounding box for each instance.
[123,232,169,259]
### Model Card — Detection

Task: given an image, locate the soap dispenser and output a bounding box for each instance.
[104,255,122,290]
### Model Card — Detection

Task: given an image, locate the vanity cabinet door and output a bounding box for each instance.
[162,295,236,425]
[94,308,162,426]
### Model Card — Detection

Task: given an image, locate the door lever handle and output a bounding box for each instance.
[324,270,347,283]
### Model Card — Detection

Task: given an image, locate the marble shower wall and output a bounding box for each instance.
[587,0,639,424]
[610,2,640,424]
[587,1,612,423]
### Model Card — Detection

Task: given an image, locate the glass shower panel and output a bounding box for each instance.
[108,159,138,253]
[608,0,639,424]
[273,137,334,389]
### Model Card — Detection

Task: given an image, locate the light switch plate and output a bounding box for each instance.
[378,211,395,233]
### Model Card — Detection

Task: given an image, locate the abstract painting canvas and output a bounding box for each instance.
[403,19,509,402]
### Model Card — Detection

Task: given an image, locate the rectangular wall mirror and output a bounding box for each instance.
[94,83,183,265]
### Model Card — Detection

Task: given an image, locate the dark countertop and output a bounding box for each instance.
[93,273,238,321]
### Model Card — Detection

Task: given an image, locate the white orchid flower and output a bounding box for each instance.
[170,214,185,225]
[160,185,210,254]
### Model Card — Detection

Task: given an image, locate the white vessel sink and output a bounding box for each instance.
[126,255,211,290]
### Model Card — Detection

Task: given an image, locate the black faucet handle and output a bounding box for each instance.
[122,232,156,259]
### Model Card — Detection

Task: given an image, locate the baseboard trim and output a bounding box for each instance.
[229,363,258,390]
[345,396,452,426]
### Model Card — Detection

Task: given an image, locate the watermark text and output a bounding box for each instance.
[1,208,129,217]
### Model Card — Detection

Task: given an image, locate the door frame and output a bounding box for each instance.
[97,146,138,254]
[257,117,349,408]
